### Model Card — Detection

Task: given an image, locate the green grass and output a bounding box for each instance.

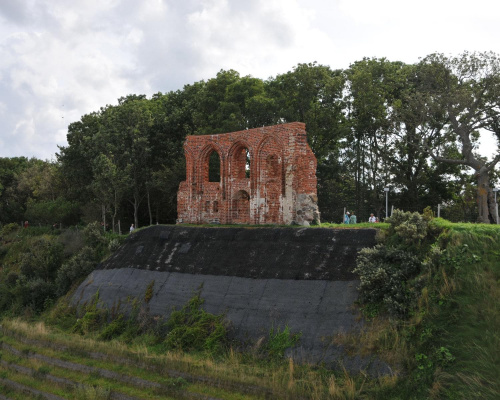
[0,357,178,400]
[1,218,499,399]
[357,221,499,399]
[0,318,370,399]
[169,221,387,232]
[423,227,500,399]
[0,364,70,398]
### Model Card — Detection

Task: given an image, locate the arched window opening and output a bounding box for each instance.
[208,151,221,182]
[231,146,251,179]
[245,149,251,178]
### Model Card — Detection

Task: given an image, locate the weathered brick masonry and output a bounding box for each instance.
[177,122,320,225]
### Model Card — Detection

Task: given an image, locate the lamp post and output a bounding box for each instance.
[384,187,390,219]
[493,188,500,224]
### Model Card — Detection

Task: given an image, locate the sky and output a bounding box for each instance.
[0,0,499,161]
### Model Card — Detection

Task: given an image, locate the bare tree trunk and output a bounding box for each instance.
[129,189,144,229]
[112,190,118,233]
[476,168,493,223]
[134,196,139,229]
[147,186,153,226]
[102,204,107,232]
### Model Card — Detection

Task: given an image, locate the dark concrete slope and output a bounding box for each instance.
[73,226,386,372]
[100,225,376,280]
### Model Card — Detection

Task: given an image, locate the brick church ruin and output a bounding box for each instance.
[177,122,320,226]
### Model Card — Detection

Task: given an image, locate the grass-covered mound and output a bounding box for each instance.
[346,211,500,399]
[1,218,499,399]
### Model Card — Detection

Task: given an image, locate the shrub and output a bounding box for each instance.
[5,272,19,287]
[108,238,121,252]
[261,325,301,361]
[0,284,13,314]
[44,298,79,331]
[98,314,127,341]
[55,246,98,296]
[20,278,57,314]
[83,222,107,248]
[74,311,105,334]
[165,293,228,355]
[386,209,429,244]
[72,292,107,335]
[354,244,422,317]
[58,228,85,257]
[0,222,20,236]
[0,245,8,259]
[144,280,155,304]
[19,236,64,281]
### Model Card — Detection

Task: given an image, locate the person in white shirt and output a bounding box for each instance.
[369,213,376,223]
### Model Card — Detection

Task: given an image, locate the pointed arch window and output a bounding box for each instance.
[230,145,251,179]
[208,150,221,182]
[245,148,251,178]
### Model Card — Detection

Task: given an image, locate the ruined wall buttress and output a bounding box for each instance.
[177,122,320,226]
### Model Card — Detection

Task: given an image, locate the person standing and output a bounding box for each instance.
[344,212,350,224]
[350,212,357,224]
[369,213,376,223]
[129,223,135,233]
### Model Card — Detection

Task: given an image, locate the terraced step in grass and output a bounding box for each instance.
[0,326,271,399]
[0,321,271,400]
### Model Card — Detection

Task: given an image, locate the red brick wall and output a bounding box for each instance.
[177,122,319,225]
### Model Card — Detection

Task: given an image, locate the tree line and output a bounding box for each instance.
[1,52,499,229]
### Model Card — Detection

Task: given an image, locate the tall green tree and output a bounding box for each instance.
[0,157,29,223]
[267,63,347,221]
[91,154,130,232]
[414,52,500,223]
[57,112,102,202]
[98,97,154,228]
[344,58,398,217]
[16,159,62,202]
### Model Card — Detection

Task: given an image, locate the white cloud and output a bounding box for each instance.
[338,0,500,25]
[0,0,498,160]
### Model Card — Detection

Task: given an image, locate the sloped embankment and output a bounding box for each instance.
[73,226,384,371]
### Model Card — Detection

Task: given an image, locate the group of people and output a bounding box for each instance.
[344,211,357,224]
[343,212,379,224]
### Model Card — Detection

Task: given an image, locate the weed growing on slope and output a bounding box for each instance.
[165,291,229,356]
[260,325,301,362]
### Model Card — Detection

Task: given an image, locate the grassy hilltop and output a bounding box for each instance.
[0,215,499,399]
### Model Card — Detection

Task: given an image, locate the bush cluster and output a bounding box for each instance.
[386,210,430,244]
[354,245,422,317]
[0,222,20,236]
[354,209,436,317]
[68,286,301,362]
[0,222,122,317]
[165,293,229,355]
[55,246,98,296]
